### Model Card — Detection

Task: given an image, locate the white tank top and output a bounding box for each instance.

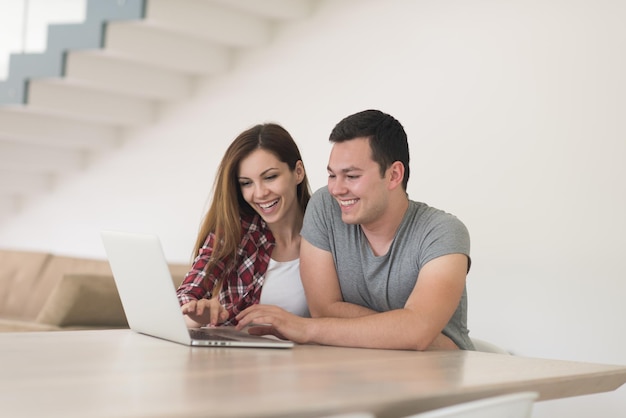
[259,258,310,317]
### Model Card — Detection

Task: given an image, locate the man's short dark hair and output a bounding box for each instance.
[329,109,410,190]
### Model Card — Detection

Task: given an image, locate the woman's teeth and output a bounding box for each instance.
[259,199,279,209]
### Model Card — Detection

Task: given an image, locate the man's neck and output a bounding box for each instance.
[360,194,409,257]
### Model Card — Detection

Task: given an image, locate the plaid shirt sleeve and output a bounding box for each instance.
[176,231,226,305]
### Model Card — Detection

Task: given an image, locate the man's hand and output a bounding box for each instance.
[235,305,311,343]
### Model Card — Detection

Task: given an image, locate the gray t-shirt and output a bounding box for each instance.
[301,187,474,350]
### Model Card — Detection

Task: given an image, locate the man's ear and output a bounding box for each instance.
[387,161,405,190]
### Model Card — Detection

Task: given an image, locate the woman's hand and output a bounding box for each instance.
[181,298,228,327]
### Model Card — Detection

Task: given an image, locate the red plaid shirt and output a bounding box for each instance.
[176,213,275,325]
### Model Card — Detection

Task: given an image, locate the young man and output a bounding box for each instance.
[236,110,474,350]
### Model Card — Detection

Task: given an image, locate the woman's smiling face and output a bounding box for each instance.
[238,148,304,225]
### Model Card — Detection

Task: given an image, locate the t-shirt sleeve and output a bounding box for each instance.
[301,187,332,252]
[420,212,471,272]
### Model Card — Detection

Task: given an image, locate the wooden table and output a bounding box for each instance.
[1,329,625,418]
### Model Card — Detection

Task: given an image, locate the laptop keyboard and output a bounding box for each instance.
[189,329,237,341]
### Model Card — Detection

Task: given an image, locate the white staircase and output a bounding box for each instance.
[0,0,314,218]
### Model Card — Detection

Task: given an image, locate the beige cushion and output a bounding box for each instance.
[25,256,113,323]
[36,274,128,327]
[0,250,52,320]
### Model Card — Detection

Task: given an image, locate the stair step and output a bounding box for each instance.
[0,107,119,150]
[27,78,155,126]
[146,0,271,47]
[84,0,145,23]
[0,141,86,173]
[104,21,231,74]
[211,0,313,20]
[46,22,102,53]
[65,50,192,100]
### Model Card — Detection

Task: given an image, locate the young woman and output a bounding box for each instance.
[176,123,312,327]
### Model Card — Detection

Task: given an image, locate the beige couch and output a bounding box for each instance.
[0,248,189,332]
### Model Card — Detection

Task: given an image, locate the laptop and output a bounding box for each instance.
[100,230,294,348]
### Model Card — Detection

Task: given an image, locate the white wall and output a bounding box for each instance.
[1,0,625,416]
